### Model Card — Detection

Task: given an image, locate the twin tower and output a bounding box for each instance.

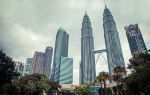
[80,6,125,84]
[52,6,125,84]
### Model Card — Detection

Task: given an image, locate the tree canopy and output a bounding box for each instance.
[124,53,150,95]
[0,50,19,86]
[12,73,51,95]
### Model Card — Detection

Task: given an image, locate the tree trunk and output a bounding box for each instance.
[104,81,107,95]
[100,81,103,95]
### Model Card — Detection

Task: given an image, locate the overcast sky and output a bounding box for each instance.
[0,0,150,84]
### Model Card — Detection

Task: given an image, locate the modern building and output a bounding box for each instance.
[51,27,73,84]
[81,12,96,84]
[31,46,53,79]
[79,62,83,84]
[14,62,25,77]
[24,58,33,75]
[59,57,73,84]
[44,47,53,79]
[103,6,125,74]
[31,51,45,74]
[124,24,147,55]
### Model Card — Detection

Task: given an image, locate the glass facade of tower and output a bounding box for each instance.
[124,24,147,55]
[25,58,33,75]
[44,47,53,79]
[59,57,73,84]
[52,28,73,84]
[103,7,125,74]
[81,13,96,84]
[79,62,83,84]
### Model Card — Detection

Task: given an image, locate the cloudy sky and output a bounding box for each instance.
[0,0,150,84]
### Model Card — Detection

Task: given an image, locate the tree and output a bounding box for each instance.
[13,73,51,95]
[0,50,19,94]
[124,53,150,95]
[112,66,126,95]
[46,80,61,95]
[113,66,126,85]
[75,84,93,95]
[97,71,109,95]
[128,53,150,70]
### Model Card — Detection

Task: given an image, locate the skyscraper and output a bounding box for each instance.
[125,24,147,55]
[31,47,53,79]
[59,57,73,84]
[103,6,125,74]
[25,58,33,75]
[14,62,25,77]
[44,47,53,79]
[31,51,45,74]
[79,62,83,84]
[81,12,96,84]
[52,27,73,84]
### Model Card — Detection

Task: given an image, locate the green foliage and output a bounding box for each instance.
[75,85,93,95]
[112,66,126,84]
[0,50,19,86]
[13,73,51,95]
[128,53,150,71]
[0,50,19,94]
[96,71,109,95]
[61,89,75,95]
[97,71,109,82]
[124,53,150,95]
[46,80,61,95]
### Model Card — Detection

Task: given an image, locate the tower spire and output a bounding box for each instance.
[103,3,126,74]
[104,0,107,7]
[84,11,87,16]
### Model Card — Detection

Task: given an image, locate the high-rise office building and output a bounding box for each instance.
[59,57,73,84]
[31,51,45,74]
[14,62,25,77]
[81,12,96,84]
[79,62,83,84]
[124,24,147,55]
[31,47,53,78]
[103,6,125,74]
[25,58,33,75]
[44,47,53,79]
[52,27,73,84]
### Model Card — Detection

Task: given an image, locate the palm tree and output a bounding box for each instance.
[113,66,126,84]
[112,66,126,95]
[97,71,109,95]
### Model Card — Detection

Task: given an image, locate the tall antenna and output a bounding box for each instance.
[104,0,108,7]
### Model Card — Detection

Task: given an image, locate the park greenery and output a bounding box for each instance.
[96,51,150,95]
[0,50,20,94]
[75,84,93,95]
[1,49,150,95]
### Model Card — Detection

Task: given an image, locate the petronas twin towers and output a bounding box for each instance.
[81,12,96,84]
[81,6,125,84]
[103,7,125,74]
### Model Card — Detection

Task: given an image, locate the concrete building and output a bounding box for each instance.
[44,47,53,79]
[31,47,53,79]
[31,51,45,74]
[124,24,147,55]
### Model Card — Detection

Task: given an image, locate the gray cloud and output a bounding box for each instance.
[0,0,150,84]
